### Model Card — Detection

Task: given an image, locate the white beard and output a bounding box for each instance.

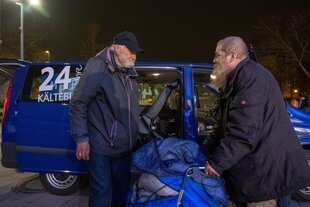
[117,54,135,68]
[210,65,232,88]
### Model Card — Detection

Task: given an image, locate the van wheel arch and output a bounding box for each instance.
[39,173,82,195]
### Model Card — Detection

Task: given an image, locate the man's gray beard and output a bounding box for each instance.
[119,59,135,68]
[210,66,232,88]
[118,56,135,68]
[115,55,135,69]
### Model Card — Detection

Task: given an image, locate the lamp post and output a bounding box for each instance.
[15,2,23,60]
[13,0,40,60]
[0,0,3,51]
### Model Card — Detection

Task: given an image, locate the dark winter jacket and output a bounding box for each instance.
[70,48,139,157]
[208,57,310,203]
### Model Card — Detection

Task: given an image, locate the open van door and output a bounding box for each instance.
[1,59,27,167]
[0,59,23,121]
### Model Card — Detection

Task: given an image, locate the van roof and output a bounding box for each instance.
[0,58,213,68]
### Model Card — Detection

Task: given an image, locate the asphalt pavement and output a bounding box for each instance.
[0,155,89,207]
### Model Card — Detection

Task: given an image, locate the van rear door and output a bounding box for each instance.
[0,63,16,121]
[1,59,29,168]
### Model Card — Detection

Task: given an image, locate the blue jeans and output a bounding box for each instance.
[277,195,291,207]
[87,152,131,207]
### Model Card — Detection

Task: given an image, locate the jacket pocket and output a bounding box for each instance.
[109,121,118,147]
[228,155,264,196]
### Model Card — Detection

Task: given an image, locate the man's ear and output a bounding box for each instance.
[113,44,121,54]
[231,51,238,59]
[228,51,237,64]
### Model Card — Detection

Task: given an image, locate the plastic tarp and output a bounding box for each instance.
[130,138,228,207]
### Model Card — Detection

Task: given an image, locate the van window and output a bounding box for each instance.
[0,66,15,107]
[193,69,218,139]
[21,65,84,103]
[21,65,181,106]
[136,67,181,137]
[136,68,181,107]
[193,69,217,112]
[0,77,10,107]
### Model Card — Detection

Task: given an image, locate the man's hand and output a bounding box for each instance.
[205,163,220,177]
[76,141,90,160]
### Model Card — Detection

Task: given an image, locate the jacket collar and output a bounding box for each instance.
[225,57,250,92]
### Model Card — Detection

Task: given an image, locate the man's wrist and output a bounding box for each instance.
[208,160,223,175]
[75,137,89,144]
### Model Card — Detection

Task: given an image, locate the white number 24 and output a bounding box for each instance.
[39,66,72,92]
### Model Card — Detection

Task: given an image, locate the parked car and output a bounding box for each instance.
[298,96,310,114]
[286,104,310,201]
[1,58,310,201]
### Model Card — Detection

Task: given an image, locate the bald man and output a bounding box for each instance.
[205,36,310,207]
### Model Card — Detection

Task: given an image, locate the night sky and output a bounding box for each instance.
[1,0,310,62]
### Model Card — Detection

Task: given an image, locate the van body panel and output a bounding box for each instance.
[15,102,88,173]
[183,65,197,141]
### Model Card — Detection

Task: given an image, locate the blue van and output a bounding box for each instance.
[1,58,310,201]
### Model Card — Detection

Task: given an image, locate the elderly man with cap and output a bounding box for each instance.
[70,31,144,207]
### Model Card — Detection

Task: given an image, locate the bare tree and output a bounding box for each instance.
[25,32,48,61]
[255,8,310,78]
[79,23,104,60]
[0,29,20,58]
[0,26,47,61]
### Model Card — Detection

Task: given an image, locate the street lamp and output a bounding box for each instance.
[13,0,40,60]
[29,0,40,6]
[15,2,23,60]
[45,50,50,61]
[0,0,2,51]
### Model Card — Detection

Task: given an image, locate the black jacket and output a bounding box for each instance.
[209,57,310,203]
[70,48,139,157]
